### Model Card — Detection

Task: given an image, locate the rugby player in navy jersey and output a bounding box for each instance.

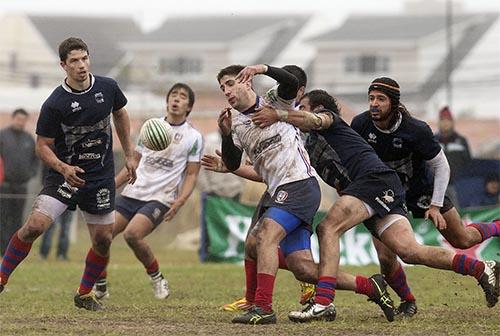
[351,77,500,314]
[250,89,499,322]
[0,37,138,311]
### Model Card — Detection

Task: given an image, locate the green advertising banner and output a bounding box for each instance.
[203,195,499,265]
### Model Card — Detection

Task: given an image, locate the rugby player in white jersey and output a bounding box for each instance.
[220,65,317,312]
[94,83,203,300]
[216,64,320,324]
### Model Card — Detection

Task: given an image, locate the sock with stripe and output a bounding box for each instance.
[452,254,485,280]
[254,273,276,312]
[314,276,336,306]
[355,276,375,298]
[0,231,32,285]
[467,220,500,242]
[385,263,416,302]
[146,258,163,280]
[78,249,109,295]
[244,259,257,304]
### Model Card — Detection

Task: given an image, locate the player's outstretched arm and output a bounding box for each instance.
[113,107,138,184]
[252,106,333,131]
[201,150,263,182]
[115,151,142,189]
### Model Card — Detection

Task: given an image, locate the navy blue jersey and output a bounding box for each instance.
[305,110,392,192]
[36,75,127,182]
[351,111,441,198]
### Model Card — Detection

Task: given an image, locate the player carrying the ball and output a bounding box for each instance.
[93,83,203,301]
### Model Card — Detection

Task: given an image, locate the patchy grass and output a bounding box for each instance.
[0,231,498,335]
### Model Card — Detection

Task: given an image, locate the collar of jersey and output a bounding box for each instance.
[374,111,402,134]
[164,117,186,127]
[241,96,261,115]
[61,73,95,95]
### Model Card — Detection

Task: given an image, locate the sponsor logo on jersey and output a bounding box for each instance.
[275,190,288,204]
[368,133,377,143]
[94,92,104,103]
[392,137,403,148]
[417,195,431,209]
[71,101,82,112]
[57,181,78,199]
[79,152,101,160]
[82,138,103,148]
[96,188,111,209]
[253,134,281,157]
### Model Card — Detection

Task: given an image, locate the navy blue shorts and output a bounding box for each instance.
[40,177,115,215]
[115,195,169,228]
[406,193,454,218]
[340,170,407,236]
[253,177,320,256]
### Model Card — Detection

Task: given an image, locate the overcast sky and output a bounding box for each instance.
[1,0,499,32]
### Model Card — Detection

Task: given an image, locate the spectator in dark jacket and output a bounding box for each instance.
[0,108,38,256]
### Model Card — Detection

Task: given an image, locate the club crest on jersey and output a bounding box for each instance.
[71,101,82,112]
[368,133,377,143]
[275,190,288,204]
[173,132,183,144]
[94,92,104,103]
[417,195,431,209]
[392,137,403,148]
[96,188,111,209]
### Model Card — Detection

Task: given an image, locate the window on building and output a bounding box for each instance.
[30,74,40,88]
[9,52,18,72]
[344,55,390,74]
[159,57,202,75]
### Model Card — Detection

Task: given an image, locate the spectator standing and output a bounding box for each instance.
[0,108,38,256]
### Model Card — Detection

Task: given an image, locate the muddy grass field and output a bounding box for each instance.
[0,233,498,336]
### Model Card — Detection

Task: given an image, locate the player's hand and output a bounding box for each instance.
[252,106,279,128]
[124,154,138,185]
[201,149,229,173]
[218,107,232,136]
[164,199,185,222]
[61,164,86,188]
[235,64,267,84]
[425,205,447,230]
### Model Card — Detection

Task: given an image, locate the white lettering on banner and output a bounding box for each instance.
[223,215,251,258]
[343,230,375,265]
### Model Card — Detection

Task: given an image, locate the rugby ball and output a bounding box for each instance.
[139,118,173,151]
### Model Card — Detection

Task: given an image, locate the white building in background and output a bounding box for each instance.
[308,12,499,119]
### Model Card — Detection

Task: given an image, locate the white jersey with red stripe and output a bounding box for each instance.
[121,119,203,206]
[231,96,315,196]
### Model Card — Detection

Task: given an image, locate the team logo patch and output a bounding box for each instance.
[96,188,111,209]
[173,132,183,144]
[152,208,161,220]
[417,195,431,209]
[71,101,82,112]
[392,137,403,148]
[381,189,395,204]
[368,133,377,143]
[275,190,288,204]
[95,92,104,103]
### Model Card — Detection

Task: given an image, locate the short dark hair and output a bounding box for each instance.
[217,65,245,83]
[302,90,340,115]
[167,83,195,116]
[12,108,28,118]
[58,37,89,62]
[282,65,307,89]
